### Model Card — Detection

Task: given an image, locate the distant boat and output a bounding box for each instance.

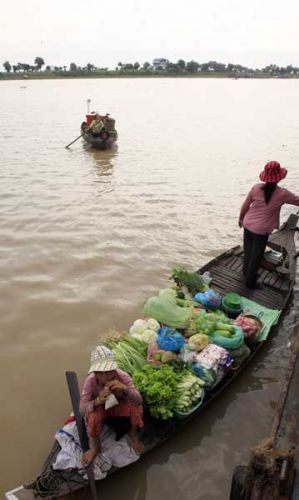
[81,113,118,150]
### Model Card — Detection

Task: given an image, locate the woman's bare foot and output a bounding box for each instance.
[129,429,145,455]
[82,448,98,466]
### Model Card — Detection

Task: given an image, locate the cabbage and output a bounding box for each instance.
[141,329,158,344]
[188,333,210,352]
[146,318,160,332]
[129,319,147,335]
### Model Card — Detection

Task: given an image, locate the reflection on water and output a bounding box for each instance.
[1,78,299,498]
[82,143,118,176]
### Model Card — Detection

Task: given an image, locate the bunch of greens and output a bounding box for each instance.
[171,268,206,295]
[174,372,204,413]
[133,364,180,419]
[105,335,148,376]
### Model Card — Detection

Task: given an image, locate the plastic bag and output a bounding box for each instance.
[202,271,212,285]
[191,364,216,388]
[194,289,222,309]
[105,393,119,410]
[143,289,193,329]
[178,344,197,364]
[234,315,262,341]
[228,343,251,369]
[209,326,244,350]
[157,326,186,352]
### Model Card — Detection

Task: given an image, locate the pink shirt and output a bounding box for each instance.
[80,369,142,416]
[240,183,299,235]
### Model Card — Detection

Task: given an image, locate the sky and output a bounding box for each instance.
[1,0,299,69]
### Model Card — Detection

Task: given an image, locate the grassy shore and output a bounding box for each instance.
[0,70,297,80]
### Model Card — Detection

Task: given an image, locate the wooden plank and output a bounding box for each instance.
[232,247,244,256]
[209,268,286,309]
[226,256,238,269]
[230,258,243,271]
[234,260,244,272]
[224,255,237,266]
[263,271,274,285]
[211,278,284,310]
[258,270,268,281]
[269,274,281,287]
[211,265,245,282]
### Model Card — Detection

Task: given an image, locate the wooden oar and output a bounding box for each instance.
[65,133,83,149]
[65,371,98,499]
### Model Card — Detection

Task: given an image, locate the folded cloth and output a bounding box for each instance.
[53,420,140,480]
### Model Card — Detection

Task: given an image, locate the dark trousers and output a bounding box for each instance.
[243,228,269,287]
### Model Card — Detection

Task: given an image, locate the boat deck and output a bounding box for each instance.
[204,247,290,310]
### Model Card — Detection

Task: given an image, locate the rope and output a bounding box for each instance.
[27,468,87,498]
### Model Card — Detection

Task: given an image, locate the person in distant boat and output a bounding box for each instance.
[80,345,144,466]
[87,113,105,135]
[239,161,299,289]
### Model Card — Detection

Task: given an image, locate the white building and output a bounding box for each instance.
[152,58,169,70]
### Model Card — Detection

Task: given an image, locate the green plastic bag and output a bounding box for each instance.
[143,289,193,329]
[209,326,244,349]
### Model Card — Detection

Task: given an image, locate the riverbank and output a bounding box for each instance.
[1,71,298,80]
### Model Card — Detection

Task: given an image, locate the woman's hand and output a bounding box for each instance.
[95,387,111,405]
[107,379,128,397]
[238,219,243,228]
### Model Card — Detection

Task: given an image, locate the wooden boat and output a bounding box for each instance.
[81,114,118,150]
[5,213,299,500]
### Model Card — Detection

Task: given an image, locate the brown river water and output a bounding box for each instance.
[1,78,299,498]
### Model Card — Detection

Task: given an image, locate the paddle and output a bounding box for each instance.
[65,133,84,149]
[65,371,98,500]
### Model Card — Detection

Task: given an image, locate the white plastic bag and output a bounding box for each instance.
[105,393,119,410]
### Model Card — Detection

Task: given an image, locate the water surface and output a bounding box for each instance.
[1,77,299,498]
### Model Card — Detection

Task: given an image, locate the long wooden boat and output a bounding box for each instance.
[5,213,299,500]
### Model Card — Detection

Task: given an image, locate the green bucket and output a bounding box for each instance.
[222,293,243,318]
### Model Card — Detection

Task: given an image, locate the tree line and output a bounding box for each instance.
[3,57,299,77]
[3,57,45,73]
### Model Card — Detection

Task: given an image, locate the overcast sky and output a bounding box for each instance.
[1,0,299,69]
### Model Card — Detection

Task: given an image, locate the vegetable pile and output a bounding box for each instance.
[133,364,205,419]
[101,265,253,421]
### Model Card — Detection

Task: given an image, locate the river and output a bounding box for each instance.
[0,77,299,498]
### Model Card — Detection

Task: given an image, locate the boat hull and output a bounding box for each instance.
[80,124,118,150]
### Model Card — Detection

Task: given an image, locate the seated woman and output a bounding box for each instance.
[80,345,145,466]
[87,114,105,136]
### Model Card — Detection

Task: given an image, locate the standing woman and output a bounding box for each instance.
[239,161,299,289]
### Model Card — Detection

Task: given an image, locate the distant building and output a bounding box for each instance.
[152,58,169,70]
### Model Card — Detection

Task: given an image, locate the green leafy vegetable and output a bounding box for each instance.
[171,268,206,294]
[133,364,180,419]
